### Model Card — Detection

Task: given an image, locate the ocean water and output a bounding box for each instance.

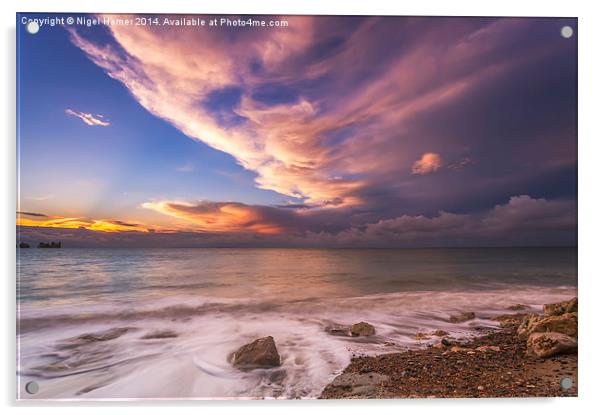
[17,247,577,399]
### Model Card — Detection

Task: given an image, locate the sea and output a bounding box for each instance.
[16,247,577,399]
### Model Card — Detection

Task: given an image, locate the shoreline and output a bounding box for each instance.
[320,302,578,399]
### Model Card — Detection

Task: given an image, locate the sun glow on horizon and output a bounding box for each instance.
[17,215,152,233]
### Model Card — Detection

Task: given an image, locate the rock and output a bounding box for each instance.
[518,312,577,338]
[507,304,529,311]
[477,385,485,391]
[326,323,351,337]
[543,297,577,316]
[517,314,539,337]
[414,332,430,340]
[351,322,375,336]
[328,372,390,396]
[431,330,449,337]
[493,313,530,329]
[527,332,577,358]
[68,327,132,345]
[230,336,281,369]
[449,312,476,323]
[141,330,178,339]
[450,346,469,353]
[441,338,452,347]
[476,345,501,352]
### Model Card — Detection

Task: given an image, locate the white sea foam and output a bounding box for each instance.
[18,285,577,399]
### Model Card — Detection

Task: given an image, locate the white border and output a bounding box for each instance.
[2,0,602,413]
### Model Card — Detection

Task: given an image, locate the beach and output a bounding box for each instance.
[321,305,578,398]
[17,247,577,399]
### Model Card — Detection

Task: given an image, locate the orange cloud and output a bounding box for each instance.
[65,109,110,126]
[142,201,288,234]
[16,212,150,233]
[412,153,443,175]
[68,17,542,208]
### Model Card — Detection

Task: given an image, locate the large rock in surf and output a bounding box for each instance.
[449,312,476,323]
[518,312,577,338]
[527,332,577,358]
[543,297,577,316]
[230,336,281,369]
[351,322,376,336]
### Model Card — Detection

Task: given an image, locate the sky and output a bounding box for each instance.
[16,14,577,247]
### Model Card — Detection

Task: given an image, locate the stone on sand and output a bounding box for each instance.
[518,312,577,338]
[230,336,281,369]
[527,332,577,358]
[351,322,376,336]
[328,372,390,396]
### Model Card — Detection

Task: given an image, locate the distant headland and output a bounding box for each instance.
[18,241,61,248]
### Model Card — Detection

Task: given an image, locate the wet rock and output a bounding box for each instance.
[351,322,375,336]
[327,372,390,396]
[493,313,530,329]
[449,312,476,323]
[441,338,452,347]
[325,323,351,337]
[507,304,529,311]
[518,312,577,338]
[415,332,430,340]
[141,330,178,339]
[431,330,449,337]
[230,336,281,369]
[543,297,577,316]
[527,332,577,358]
[69,327,132,344]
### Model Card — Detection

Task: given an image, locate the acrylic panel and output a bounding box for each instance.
[16,13,577,400]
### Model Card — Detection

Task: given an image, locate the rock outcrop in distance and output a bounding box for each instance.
[38,241,62,248]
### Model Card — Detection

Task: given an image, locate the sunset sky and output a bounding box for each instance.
[17,14,577,247]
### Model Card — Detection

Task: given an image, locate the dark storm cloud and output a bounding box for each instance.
[49,16,578,247]
[17,211,49,218]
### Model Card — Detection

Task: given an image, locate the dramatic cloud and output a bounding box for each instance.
[16,16,574,248]
[18,195,575,248]
[412,153,443,175]
[65,108,110,126]
[142,200,298,234]
[67,16,575,210]
[304,195,576,247]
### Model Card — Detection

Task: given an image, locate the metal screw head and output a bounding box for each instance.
[25,21,39,34]
[560,26,574,39]
[560,377,573,390]
[25,381,39,394]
